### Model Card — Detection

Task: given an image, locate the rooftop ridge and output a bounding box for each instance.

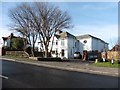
[76,34,108,44]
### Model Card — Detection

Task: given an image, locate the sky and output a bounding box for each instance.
[0,1,118,49]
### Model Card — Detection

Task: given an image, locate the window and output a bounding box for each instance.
[61,39,64,46]
[61,49,65,56]
[56,40,58,45]
[56,48,58,55]
[83,40,87,44]
[52,51,55,54]
[53,42,55,45]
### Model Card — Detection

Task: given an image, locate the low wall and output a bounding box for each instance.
[5,51,44,57]
[101,51,120,60]
[6,51,29,57]
[37,57,61,61]
[34,52,43,57]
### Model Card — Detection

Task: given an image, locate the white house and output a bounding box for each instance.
[48,31,78,59]
[76,34,109,53]
[38,31,109,59]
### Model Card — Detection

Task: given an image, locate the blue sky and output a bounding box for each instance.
[0,2,118,49]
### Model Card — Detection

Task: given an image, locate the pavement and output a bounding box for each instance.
[0,57,119,77]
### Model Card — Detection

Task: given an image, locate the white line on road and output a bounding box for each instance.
[0,75,8,79]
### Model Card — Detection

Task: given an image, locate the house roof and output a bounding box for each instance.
[110,44,120,51]
[54,34,60,39]
[56,32,76,38]
[76,34,108,44]
[2,33,27,42]
[2,35,17,41]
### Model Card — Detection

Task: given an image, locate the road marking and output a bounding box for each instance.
[0,75,8,79]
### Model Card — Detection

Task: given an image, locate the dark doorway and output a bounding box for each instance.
[61,49,64,57]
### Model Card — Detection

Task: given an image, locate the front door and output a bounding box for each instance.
[61,49,64,57]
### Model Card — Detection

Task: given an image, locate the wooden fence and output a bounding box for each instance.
[107,51,120,60]
[102,51,120,60]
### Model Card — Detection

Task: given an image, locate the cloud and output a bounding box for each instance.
[67,24,118,49]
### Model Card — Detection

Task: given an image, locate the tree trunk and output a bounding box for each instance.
[31,43,35,57]
[50,35,55,56]
[44,46,48,58]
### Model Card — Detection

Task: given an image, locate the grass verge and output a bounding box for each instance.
[93,61,120,68]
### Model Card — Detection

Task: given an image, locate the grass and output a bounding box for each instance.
[94,60,120,68]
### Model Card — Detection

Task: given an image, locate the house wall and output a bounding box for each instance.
[4,39,10,47]
[92,38,98,51]
[98,40,103,52]
[59,38,68,58]
[77,37,108,53]
[75,40,80,52]
[105,43,108,51]
[49,36,68,58]
[49,35,78,59]
[97,40,101,51]
[92,38,108,52]
[78,38,92,53]
[67,37,78,59]
[0,47,2,56]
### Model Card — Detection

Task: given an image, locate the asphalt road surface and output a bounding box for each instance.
[1,59,119,88]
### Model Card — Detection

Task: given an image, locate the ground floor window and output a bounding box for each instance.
[52,51,55,54]
[61,49,65,57]
[56,48,58,56]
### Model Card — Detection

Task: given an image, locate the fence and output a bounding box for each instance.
[107,51,120,60]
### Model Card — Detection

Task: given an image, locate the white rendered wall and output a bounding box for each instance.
[78,37,92,53]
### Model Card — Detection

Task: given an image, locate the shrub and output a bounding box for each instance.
[11,38,24,50]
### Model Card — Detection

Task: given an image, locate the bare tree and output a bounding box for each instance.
[34,2,72,57]
[9,2,72,57]
[9,3,38,56]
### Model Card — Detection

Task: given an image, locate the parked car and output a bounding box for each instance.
[74,52,82,59]
[88,55,98,61]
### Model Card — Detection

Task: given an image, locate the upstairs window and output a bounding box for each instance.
[56,40,58,45]
[53,42,55,45]
[61,39,64,46]
[83,40,87,44]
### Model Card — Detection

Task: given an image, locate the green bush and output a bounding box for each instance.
[11,38,24,50]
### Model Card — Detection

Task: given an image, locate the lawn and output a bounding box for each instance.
[94,60,120,68]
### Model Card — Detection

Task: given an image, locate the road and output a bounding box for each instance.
[1,59,119,88]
